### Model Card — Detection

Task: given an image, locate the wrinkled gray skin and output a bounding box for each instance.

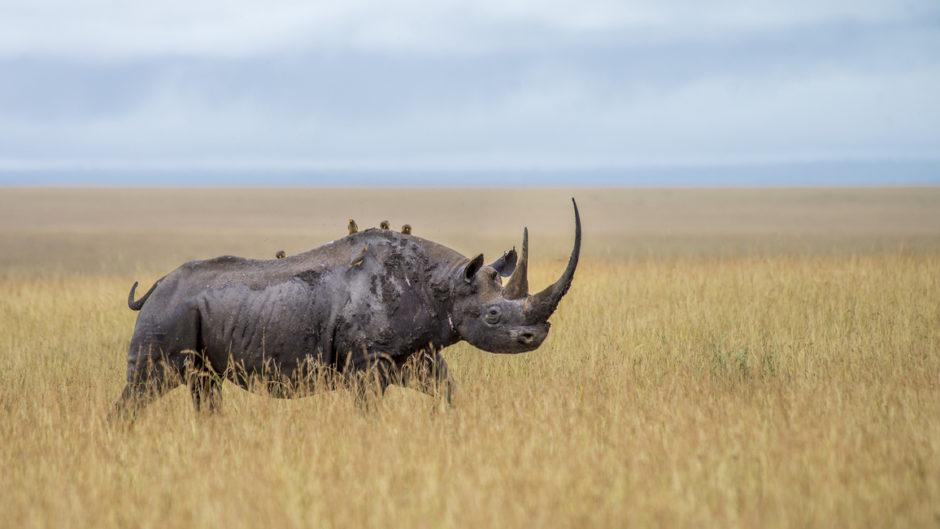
[110,199,580,420]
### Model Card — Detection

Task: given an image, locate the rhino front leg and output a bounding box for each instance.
[349,356,394,411]
[401,350,456,405]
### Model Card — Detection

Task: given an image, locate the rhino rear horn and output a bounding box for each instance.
[525,198,581,322]
[503,227,529,299]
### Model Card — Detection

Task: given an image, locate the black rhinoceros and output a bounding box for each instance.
[111,199,580,419]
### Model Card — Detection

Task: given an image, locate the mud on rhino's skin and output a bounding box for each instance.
[111,199,581,420]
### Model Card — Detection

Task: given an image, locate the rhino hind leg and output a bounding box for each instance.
[108,359,182,424]
[188,369,223,413]
[110,301,204,422]
[183,343,223,413]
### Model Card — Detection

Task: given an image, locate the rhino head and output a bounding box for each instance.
[451,198,581,353]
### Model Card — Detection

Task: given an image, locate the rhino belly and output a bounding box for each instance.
[197,282,328,378]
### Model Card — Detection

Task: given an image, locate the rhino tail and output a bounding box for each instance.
[128,279,161,311]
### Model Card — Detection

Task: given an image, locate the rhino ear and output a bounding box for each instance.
[463,254,485,284]
[487,248,517,278]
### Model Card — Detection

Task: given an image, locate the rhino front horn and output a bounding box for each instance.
[525,198,581,323]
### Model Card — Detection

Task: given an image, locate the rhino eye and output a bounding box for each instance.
[484,306,501,324]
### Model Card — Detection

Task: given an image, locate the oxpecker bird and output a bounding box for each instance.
[348,219,358,234]
[401,224,412,235]
[380,220,390,230]
[275,250,286,259]
[349,246,368,269]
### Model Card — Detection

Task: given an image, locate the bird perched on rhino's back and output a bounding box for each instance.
[401,224,412,235]
[348,219,358,234]
[380,220,390,230]
[112,200,581,421]
[275,250,286,259]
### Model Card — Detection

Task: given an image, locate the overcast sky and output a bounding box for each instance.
[1,1,938,184]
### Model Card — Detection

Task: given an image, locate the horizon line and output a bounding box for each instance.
[1,159,938,187]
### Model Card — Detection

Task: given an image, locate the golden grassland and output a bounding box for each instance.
[1,187,939,528]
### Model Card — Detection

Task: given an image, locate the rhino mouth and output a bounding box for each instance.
[510,323,550,351]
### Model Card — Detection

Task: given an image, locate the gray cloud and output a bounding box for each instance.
[1,1,936,58]
[0,1,938,176]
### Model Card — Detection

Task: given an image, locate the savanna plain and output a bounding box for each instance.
[1,187,939,528]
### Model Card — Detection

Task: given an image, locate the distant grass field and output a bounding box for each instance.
[1,187,939,528]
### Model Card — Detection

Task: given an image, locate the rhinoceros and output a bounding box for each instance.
[110,199,580,419]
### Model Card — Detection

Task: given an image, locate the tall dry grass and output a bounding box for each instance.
[1,188,939,528]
